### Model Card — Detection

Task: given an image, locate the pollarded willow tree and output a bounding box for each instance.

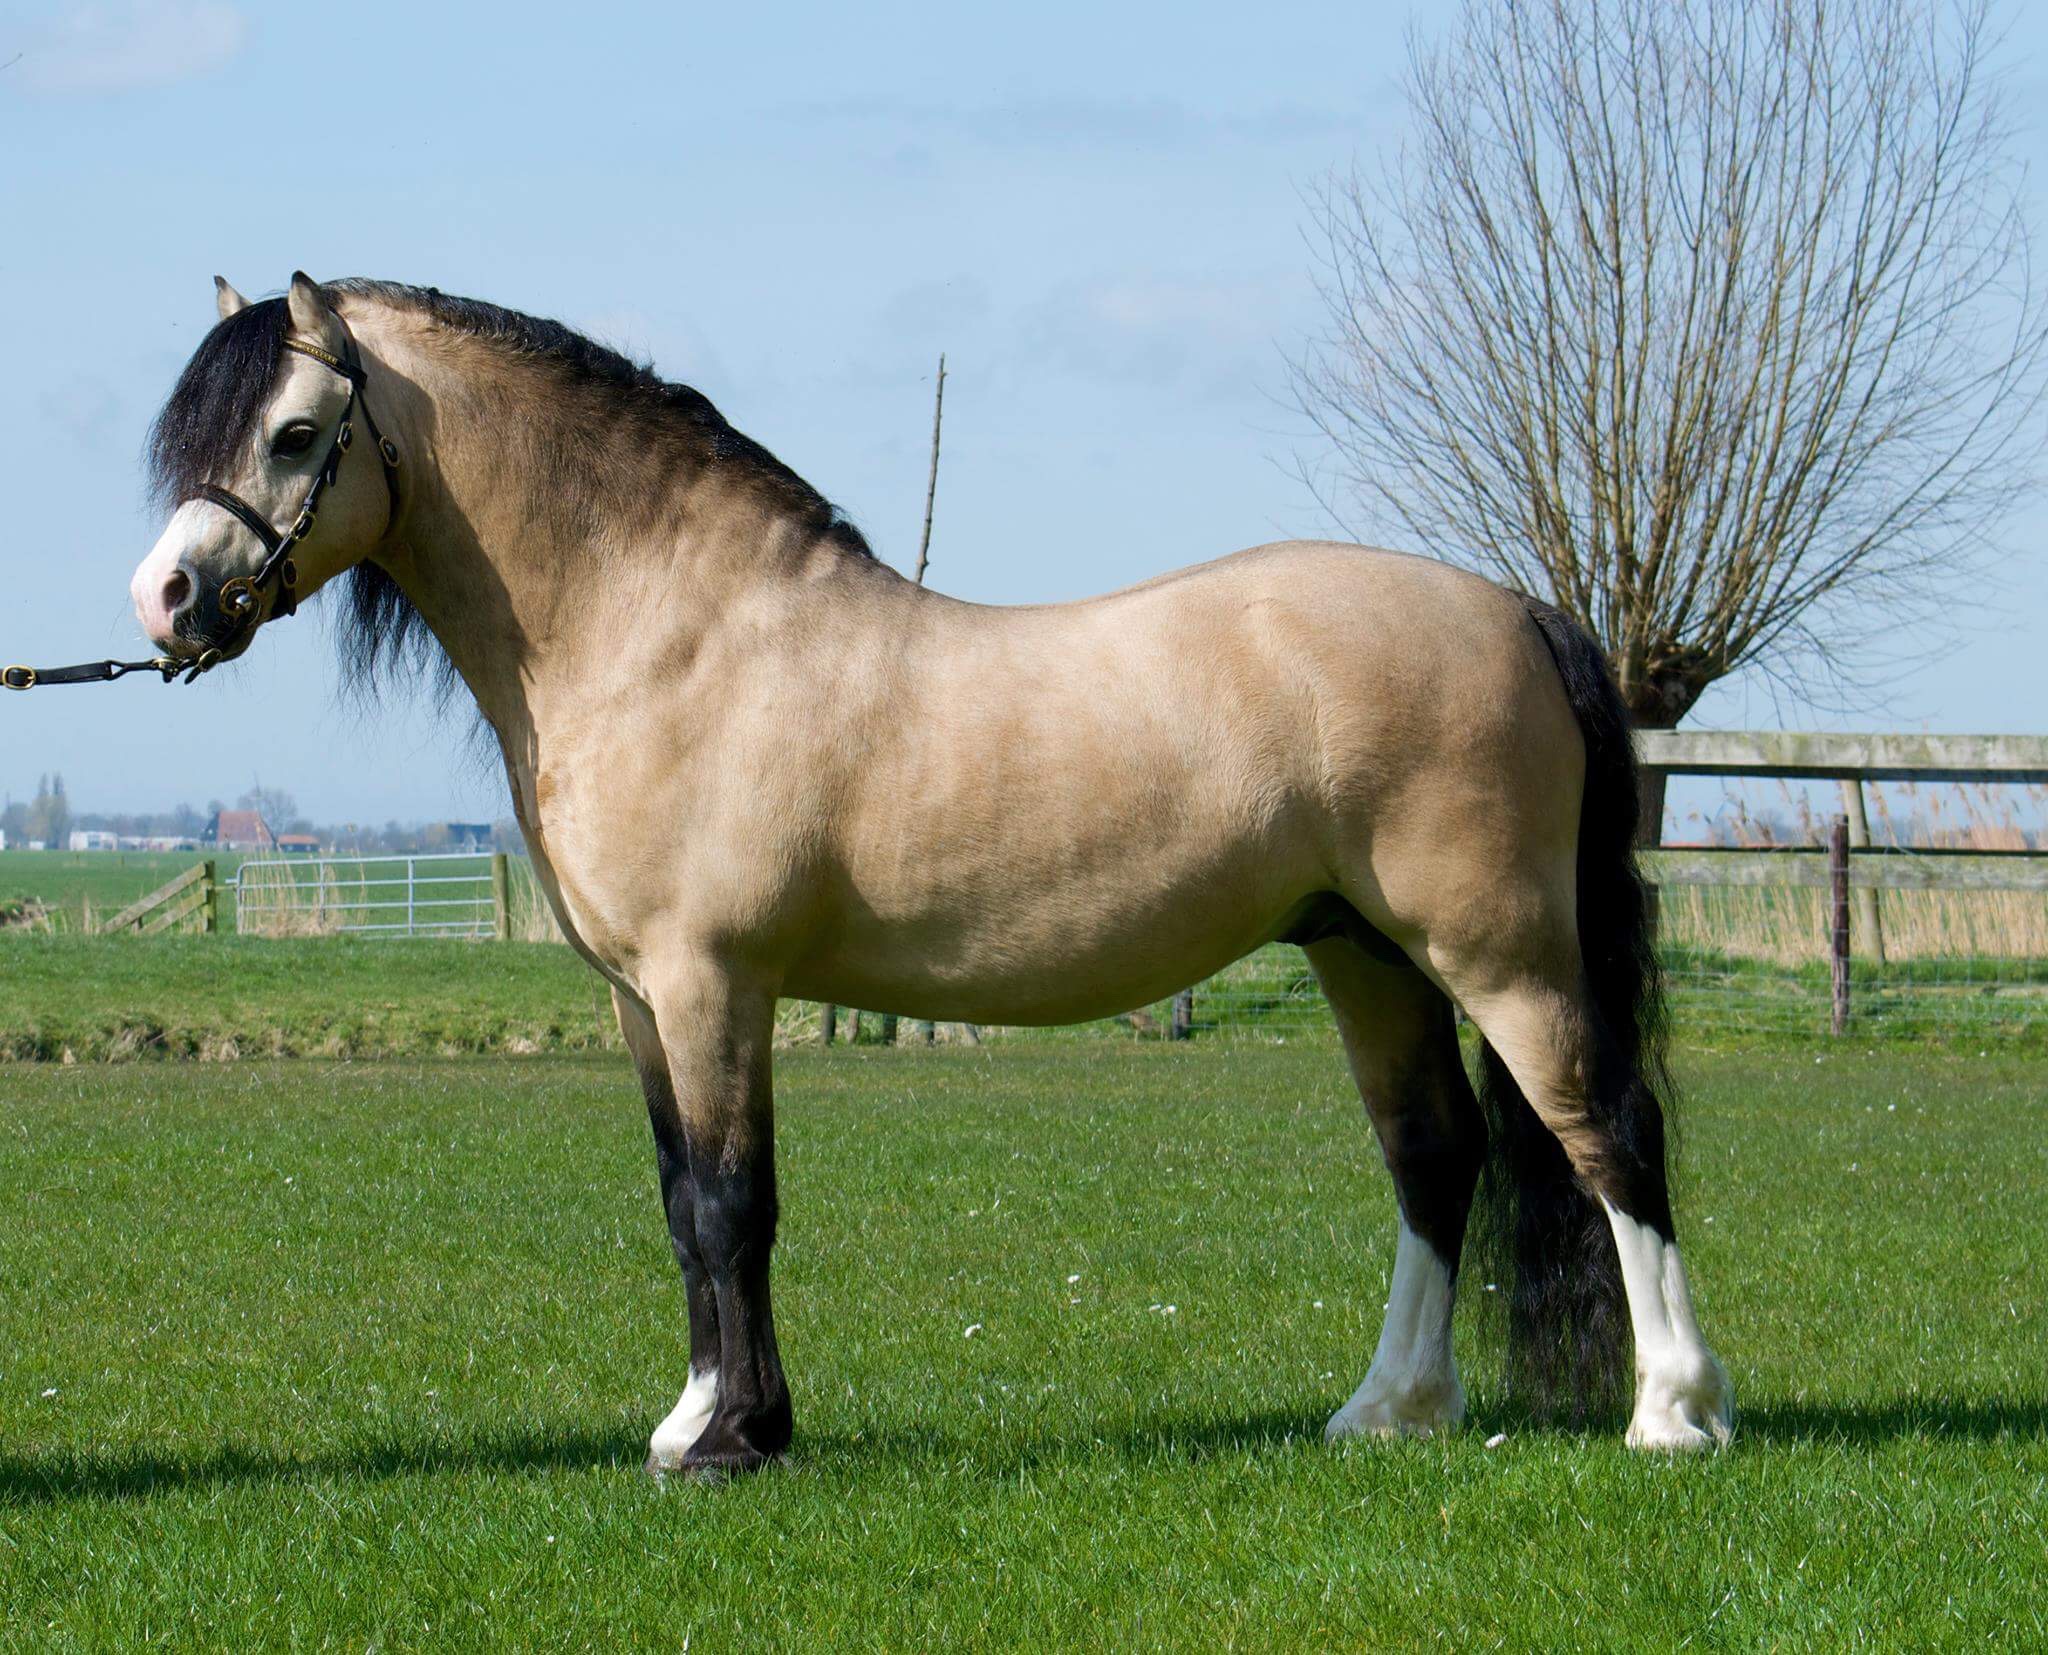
[1295,0,2046,739]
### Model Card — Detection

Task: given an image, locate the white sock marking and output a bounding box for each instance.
[647,1365,719,1466]
[1325,1221,1466,1440]
[1602,1199,1734,1451]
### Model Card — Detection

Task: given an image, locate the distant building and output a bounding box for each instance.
[434,822,493,851]
[206,810,277,852]
[68,830,119,852]
[276,833,322,856]
[123,835,200,852]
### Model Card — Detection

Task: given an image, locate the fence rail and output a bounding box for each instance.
[1633,730,2048,782]
[1642,847,2048,892]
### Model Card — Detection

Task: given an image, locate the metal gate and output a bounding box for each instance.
[233,852,504,938]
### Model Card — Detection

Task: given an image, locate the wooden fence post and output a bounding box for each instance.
[1837,778,1885,964]
[879,1013,899,1045]
[202,860,218,934]
[1828,815,1851,1036]
[491,852,511,941]
[1170,988,1194,1041]
[821,1004,838,1045]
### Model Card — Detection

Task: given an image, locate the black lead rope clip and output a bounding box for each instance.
[2,656,185,691]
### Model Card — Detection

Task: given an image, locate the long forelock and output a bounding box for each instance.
[146,297,291,508]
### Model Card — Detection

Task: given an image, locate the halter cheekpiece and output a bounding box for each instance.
[3,320,400,692]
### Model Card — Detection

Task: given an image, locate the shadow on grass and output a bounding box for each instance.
[7,1396,2043,1504]
[1736,1398,2048,1445]
[0,1425,649,1506]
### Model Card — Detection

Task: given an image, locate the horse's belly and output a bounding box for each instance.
[783,878,1306,1026]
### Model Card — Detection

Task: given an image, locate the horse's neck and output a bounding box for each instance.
[376,355,882,760]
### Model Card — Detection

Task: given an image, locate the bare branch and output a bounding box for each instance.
[1293,0,2048,725]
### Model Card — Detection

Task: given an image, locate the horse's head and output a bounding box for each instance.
[132,273,400,662]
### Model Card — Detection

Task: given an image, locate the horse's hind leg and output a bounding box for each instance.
[1447,949,1733,1451]
[1308,937,1486,1440]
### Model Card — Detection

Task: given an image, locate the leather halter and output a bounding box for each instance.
[3,319,401,691]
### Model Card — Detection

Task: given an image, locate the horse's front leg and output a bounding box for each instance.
[614,989,723,1470]
[635,958,790,1478]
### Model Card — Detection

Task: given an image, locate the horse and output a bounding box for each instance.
[127,273,1733,1476]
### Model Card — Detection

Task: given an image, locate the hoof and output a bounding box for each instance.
[1625,1353,1735,1453]
[683,1448,784,1483]
[654,1404,793,1482]
[1324,1374,1466,1442]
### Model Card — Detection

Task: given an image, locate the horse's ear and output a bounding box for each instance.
[214,276,249,321]
[285,271,344,350]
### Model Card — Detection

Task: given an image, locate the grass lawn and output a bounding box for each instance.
[2,1044,2043,1647]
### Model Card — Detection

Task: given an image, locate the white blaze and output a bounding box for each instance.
[129,500,216,642]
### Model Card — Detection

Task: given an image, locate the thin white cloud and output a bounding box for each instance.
[15,1,248,96]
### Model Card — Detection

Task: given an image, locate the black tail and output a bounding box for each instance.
[1471,597,1674,1422]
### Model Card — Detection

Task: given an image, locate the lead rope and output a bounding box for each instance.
[4,327,399,693]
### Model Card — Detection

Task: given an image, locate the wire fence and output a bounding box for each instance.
[234,852,507,938]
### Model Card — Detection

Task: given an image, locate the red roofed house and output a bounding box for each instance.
[206,810,276,852]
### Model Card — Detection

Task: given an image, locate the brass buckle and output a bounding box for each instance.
[279,558,298,591]
[2,665,35,691]
[181,647,224,685]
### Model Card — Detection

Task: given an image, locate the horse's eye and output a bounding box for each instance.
[271,422,319,458]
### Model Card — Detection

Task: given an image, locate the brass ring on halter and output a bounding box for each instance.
[219,578,258,618]
[338,421,353,452]
[2,665,35,691]
[292,506,316,539]
[379,437,400,466]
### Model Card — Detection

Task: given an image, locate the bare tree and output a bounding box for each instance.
[1295,0,2046,770]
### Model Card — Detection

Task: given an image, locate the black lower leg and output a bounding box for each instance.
[680,1138,791,1472]
[1378,1000,1489,1273]
[1586,1037,1676,1240]
[649,1114,720,1384]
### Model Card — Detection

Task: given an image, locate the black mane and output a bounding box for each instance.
[146,278,872,694]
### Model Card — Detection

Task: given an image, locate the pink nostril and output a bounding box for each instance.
[161,569,192,614]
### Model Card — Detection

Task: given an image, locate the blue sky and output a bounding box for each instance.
[2,0,2043,826]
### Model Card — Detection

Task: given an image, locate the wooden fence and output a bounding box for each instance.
[99,860,218,935]
[1635,732,2048,1032]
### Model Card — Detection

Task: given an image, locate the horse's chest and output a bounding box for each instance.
[508,761,653,977]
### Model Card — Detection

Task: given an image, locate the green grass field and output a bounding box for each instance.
[0,937,616,1061]
[2,1044,2043,1647]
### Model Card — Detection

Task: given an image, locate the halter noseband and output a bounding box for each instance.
[2,319,401,692]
